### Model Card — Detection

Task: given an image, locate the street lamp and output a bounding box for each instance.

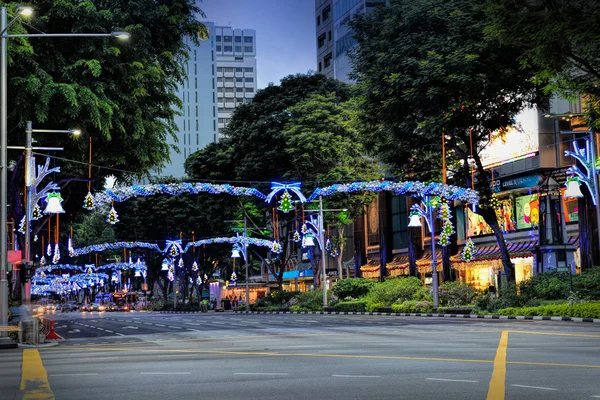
[0,6,130,343]
[407,197,440,308]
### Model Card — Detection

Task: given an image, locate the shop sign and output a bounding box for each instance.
[327,270,338,277]
[550,167,571,186]
[498,174,544,192]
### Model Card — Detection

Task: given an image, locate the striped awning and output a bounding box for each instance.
[386,255,409,277]
[450,240,536,263]
[360,259,380,279]
[415,251,443,273]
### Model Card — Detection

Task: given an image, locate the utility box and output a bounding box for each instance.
[18,319,40,344]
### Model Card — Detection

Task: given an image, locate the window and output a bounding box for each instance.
[216,45,221,51]
[217,67,224,73]
[224,36,232,42]
[322,5,330,21]
[235,56,243,61]
[213,106,216,117]
[235,46,242,52]
[324,52,332,68]
[318,34,326,48]
[244,36,253,43]
[225,87,234,93]
[236,97,244,103]
[245,67,253,73]
[193,50,196,61]
[216,35,222,42]
[244,46,253,52]
[224,46,232,52]
[196,120,199,130]
[236,87,244,92]
[184,134,186,145]
[224,77,234,83]
[328,30,332,41]
[194,78,197,89]
[245,87,254,93]
[196,133,199,145]
[218,108,226,113]
[218,118,225,123]
[245,77,254,83]
[224,67,234,73]
[318,62,322,72]
[211,50,214,62]
[195,92,198,102]
[217,87,224,92]
[225,98,234,103]
[236,77,243,83]
[235,67,243,72]
[235,36,242,43]
[194,64,197,75]
[317,15,320,26]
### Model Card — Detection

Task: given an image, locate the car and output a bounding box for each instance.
[60,303,78,312]
[81,303,102,312]
[33,304,46,314]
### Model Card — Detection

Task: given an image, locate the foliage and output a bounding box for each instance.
[518,271,570,301]
[496,303,600,319]
[439,281,477,307]
[363,277,431,311]
[350,0,547,281]
[290,290,324,311]
[391,300,433,313]
[474,284,524,313]
[572,268,600,300]
[334,300,367,312]
[332,278,375,300]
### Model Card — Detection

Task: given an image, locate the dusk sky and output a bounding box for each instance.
[199,0,317,89]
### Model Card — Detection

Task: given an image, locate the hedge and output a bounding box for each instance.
[334,300,367,312]
[391,300,433,313]
[496,302,600,319]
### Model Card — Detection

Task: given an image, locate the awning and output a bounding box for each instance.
[386,255,409,277]
[450,240,536,263]
[415,251,443,273]
[360,260,380,279]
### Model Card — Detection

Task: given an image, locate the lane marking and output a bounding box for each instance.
[507,330,600,339]
[235,373,289,376]
[426,378,478,383]
[49,373,99,377]
[511,384,558,391]
[333,375,380,378]
[155,324,165,327]
[140,372,191,375]
[20,349,55,400]
[168,326,182,329]
[508,361,600,369]
[486,330,508,400]
[115,333,125,336]
[105,330,113,333]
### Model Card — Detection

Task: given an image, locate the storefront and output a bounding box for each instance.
[221,284,268,304]
[450,241,535,290]
[386,255,409,277]
[416,251,443,285]
[280,269,315,292]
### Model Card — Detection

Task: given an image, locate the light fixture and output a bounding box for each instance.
[564,178,584,199]
[43,192,65,214]
[408,213,423,228]
[70,129,81,135]
[231,246,241,258]
[17,6,33,16]
[304,234,316,247]
[161,259,169,271]
[134,270,141,277]
[111,31,131,39]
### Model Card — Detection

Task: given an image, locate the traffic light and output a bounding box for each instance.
[20,265,34,283]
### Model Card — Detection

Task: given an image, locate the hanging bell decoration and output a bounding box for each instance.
[43,192,65,214]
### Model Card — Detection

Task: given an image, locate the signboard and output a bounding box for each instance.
[499,174,545,192]
[515,194,539,230]
[466,199,516,236]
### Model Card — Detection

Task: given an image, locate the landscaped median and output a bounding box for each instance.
[493,302,600,319]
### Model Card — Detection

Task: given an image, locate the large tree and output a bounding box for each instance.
[350,0,547,281]
[7,0,206,257]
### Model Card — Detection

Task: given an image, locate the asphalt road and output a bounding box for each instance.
[3,312,600,400]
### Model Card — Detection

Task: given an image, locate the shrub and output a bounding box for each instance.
[332,278,375,299]
[290,290,324,311]
[439,282,477,306]
[475,284,524,312]
[496,302,600,318]
[334,300,367,312]
[572,267,600,300]
[364,277,430,310]
[391,300,433,313]
[518,270,570,301]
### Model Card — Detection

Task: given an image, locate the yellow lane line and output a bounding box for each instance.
[487,331,508,400]
[508,361,600,369]
[20,349,55,400]
[507,330,600,339]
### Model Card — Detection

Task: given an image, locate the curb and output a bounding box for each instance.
[18,341,60,349]
[232,310,600,323]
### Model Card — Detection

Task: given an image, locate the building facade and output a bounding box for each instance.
[159,25,257,178]
[214,27,257,132]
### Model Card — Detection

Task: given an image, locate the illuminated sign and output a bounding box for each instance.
[480,107,539,168]
[515,194,539,230]
[466,199,516,237]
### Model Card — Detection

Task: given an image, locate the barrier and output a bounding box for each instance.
[40,317,62,341]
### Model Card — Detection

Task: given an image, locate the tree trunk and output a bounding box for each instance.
[478,205,514,282]
[337,228,345,279]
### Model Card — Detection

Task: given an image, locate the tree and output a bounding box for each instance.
[185,73,382,283]
[485,0,600,125]
[8,0,207,256]
[350,0,547,281]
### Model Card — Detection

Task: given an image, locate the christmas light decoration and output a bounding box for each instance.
[52,244,60,264]
[461,238,476,262]
[489,193,500,210]
[192,261,198,271]
[277,190,294,213]
[293,231,300,242]
[106,205,119,224]
[43,192,66,214]
[83,191,95,210]
[31,204,42,220]
[18,216,26,234]
[47,243,52,256]
[196,276,202,285]
[178,258,184,268]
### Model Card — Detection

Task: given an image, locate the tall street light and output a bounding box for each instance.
[0,6,129,343]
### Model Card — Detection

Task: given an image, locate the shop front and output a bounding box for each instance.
[416,251,443,285]
[279,269,314,292]
[386,255,409,277]
[221,283,268,305]
[450,241,536,290]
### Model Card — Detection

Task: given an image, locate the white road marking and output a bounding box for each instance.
[140,372,191,375]
[115,333,125,336]
[511,385,558,391]
[168,326,182,329]
[96,328,104,331]
[591,396,600,398]
[105,330,113,333]
[122,326,138,330]
[426,378,478,383]
[155,324,165,327]
[333,375,381,378]
[50,373,99,377]
[235,373,289,376]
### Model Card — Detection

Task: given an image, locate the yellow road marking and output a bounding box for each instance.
[508,361,600,369]
[20,349,55,400]
[487,331,508,400]
[507,330,600,339]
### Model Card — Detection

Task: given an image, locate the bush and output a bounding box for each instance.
[496,302,600,318]
[436,306,473,314]
[290,290,324,311]
[334,300,367,312]
[391,300,433,313]
[332,278,375,299]
[364,277,430,311]
[439,282,477,306]
[572,267,600,300]
[475,284,524,313]
[518,270,570,301]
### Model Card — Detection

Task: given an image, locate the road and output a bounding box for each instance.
[2,311,600,400]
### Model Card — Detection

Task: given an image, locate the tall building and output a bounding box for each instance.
[214,27,257,132]
[315,0,384,83]
[159,24,257,178]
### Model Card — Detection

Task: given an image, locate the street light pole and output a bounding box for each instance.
[428,197,439,308]
[244,215,249,308]
[319,196,327,308]
[588,129,600,255]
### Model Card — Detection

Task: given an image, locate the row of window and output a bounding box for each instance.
[317,30,332,49]
[217,67,254,73]
[216,45,254,53]
[318,52,333,72]
[316,5,331,26]
[219,97,252,104]
[217,77,254,84]
[215,35,253,43]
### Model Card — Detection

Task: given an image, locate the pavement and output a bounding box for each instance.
[2,311,600,400]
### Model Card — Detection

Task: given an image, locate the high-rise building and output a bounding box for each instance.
[159,24,256,178]
[316,0,384,83]
[214,27,257,132]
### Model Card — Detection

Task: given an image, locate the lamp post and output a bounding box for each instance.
[408,196,439,308]
[0,6,129,341]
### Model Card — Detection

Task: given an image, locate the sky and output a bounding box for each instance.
[198,0,317,89]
